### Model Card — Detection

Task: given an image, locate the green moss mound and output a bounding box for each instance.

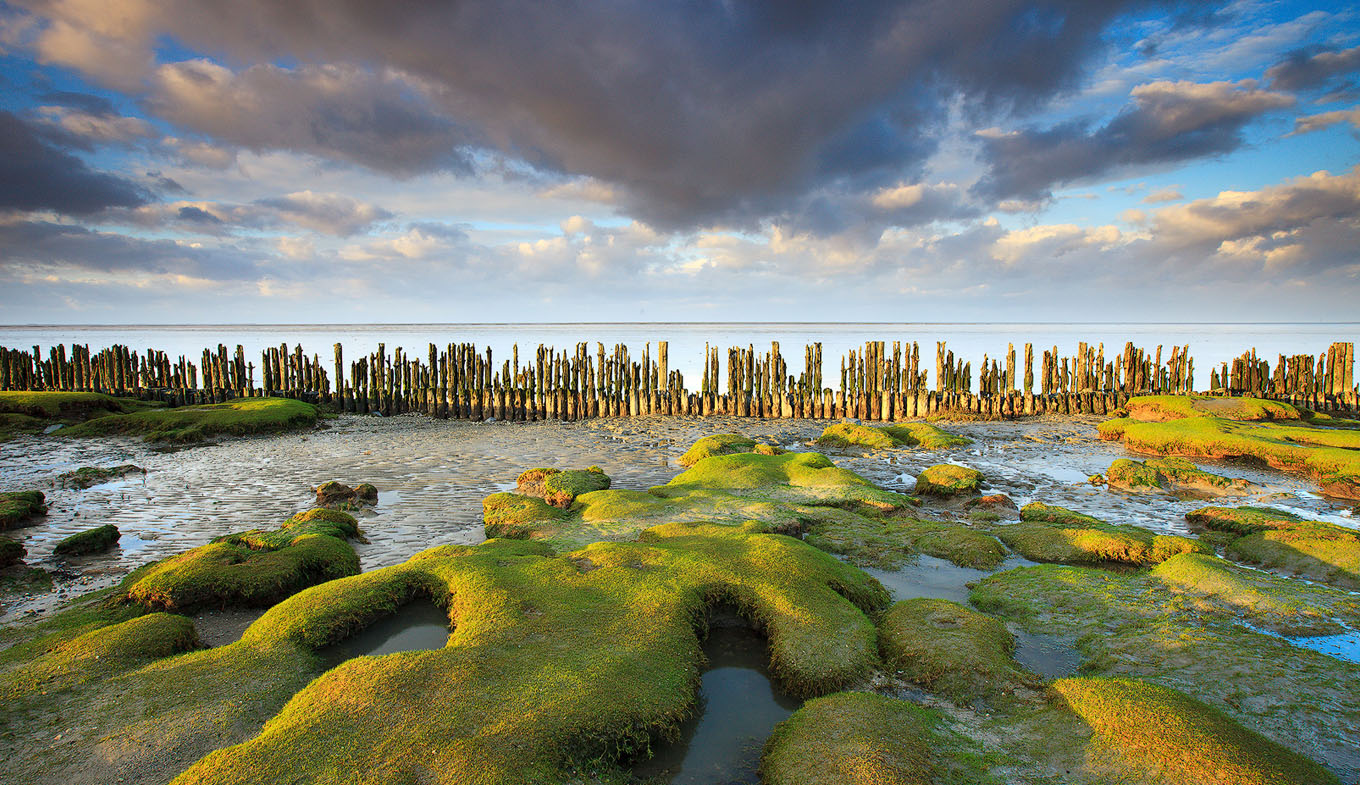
[1105,457,1255,495]
[0,390,132,419]
[806,513,1006,570]
[314,480,379,509]
[0,490,46,531]
[880,598,1033,703]
[1053,677,1339,785]
[482,492,569,539]
[516,466,612,507]
[1122,395,1302,423]
[1186,506,1360,590]
[1152,553,1360,634]
[0,536,24,567]
[761,692,992,785]
[969,562,1360,778]
[53,524,120,556]
[62,397,319,443]
[913,464,982,496]
[814,422,971,451]
[1100,396,1360,500]
[147,523,889,784]
[999,504,1205,567]
[122,509,362,611]
[678,433,758,466]
[57,464,146,489]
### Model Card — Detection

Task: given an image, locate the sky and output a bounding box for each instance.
[0,0,1357,324]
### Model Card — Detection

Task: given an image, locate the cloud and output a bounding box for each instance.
[0,110,150,214]
[976,80,1294,200]
[34,104,154,147]
[1266,44,1360,91]
[252,191,393,236]
[103,191,392,237]
[339,223,469,261]
[11,0,1165,228]
[146,60,476,176]
[1142,187,1183,203]
[0,219,260,280]
[1290,108,1360,135]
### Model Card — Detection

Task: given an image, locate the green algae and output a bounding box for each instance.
[517,466,612,507]
[998,503,1205,567]
[481,492,570,539]
[805,512,1006,570]
[1100,396,1360,500]
[61,397,320,443]
[913,464,982,496]
[970,561,1360,778]
[122,509,362,611]
[1104,457,1255,495]
[677,433,758,466]
[0,523,887,785]
[314,480,378,509]
[0,535,24,567]
[1186,506,1360,590]
[879,598,1035,703]
[53,524,120,556]
[0,490,46,531]
[1053,677,1340,785]
[761,692,994,785]
[813,422,971,451]
[57,464,146,489]
[1121,395,1302,423]
[0,391,134,420]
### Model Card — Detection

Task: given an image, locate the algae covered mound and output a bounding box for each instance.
[122,508,363,611]
[1101,457,1256,496]
[804,510,1006,570]
[1099,394,1360,500]
[516,466,611,507]
[813,422,971,450]
[761,692,991,785]
[100,523,886,785]
[970,560,1360,779]
[314,481,378,509]
[1053,677,1340,785]
[913,464,982,496]
[1186,505,1360,590]
[0,490,46,531]
[61,397,320,443]
[57,464,146,489]
[53,524,120,556]
[879,598,1034,703]
[0,536,24,567]
[678,433,758,466]
[997,503,1206,567]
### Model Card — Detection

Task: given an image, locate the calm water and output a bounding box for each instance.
[1,322,1355,393]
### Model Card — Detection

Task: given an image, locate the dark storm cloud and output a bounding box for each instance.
[1266,45,1360,91]
[0,110,150,214]
[18,0,1187,228]
[0,220,260,280]
[975,80,1292,201]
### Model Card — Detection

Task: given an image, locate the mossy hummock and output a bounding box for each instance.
[1099,395,1360,500]
[61,397,320,443]
[1054,677,1340,785]
[677,433,758,466]
[879,598,1034,703]
[912,464,983,496]
[57,464,146,489]
[516,466,611,507]
[0,491,46,531]
[53,524,120,556]
[970,560,1360,778]
[813,422,971,450]
[1103,457,1256,496]
[1187,505,1360,590]
[314,481,379,509]
[122,508,363,611]
[0,536,24,567]
[761,692,991,785]
[996,503,1206,567]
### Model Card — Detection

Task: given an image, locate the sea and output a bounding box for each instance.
[1,323,1356,392]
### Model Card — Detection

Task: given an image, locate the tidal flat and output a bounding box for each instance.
[1,405,1357,785]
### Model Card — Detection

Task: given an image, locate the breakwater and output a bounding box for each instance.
[1,339,1355,419]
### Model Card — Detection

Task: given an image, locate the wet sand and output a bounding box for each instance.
[2,413,1355,623]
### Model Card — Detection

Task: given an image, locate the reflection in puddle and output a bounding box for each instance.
[1011,629,1082,677]
[321,600,450,665]
[1241,623,1360,665]
[633,613,800,785]
[866,553,1033,605]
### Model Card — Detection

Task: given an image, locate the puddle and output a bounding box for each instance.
[866,553,1033,605]
[194,608,267,648]
[321,600,450,664]
[1011,629,1082,678]
[632,612,800,784]
[1241,623,1360,665]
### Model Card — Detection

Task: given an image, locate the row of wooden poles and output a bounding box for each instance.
[1,340,1355,420]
